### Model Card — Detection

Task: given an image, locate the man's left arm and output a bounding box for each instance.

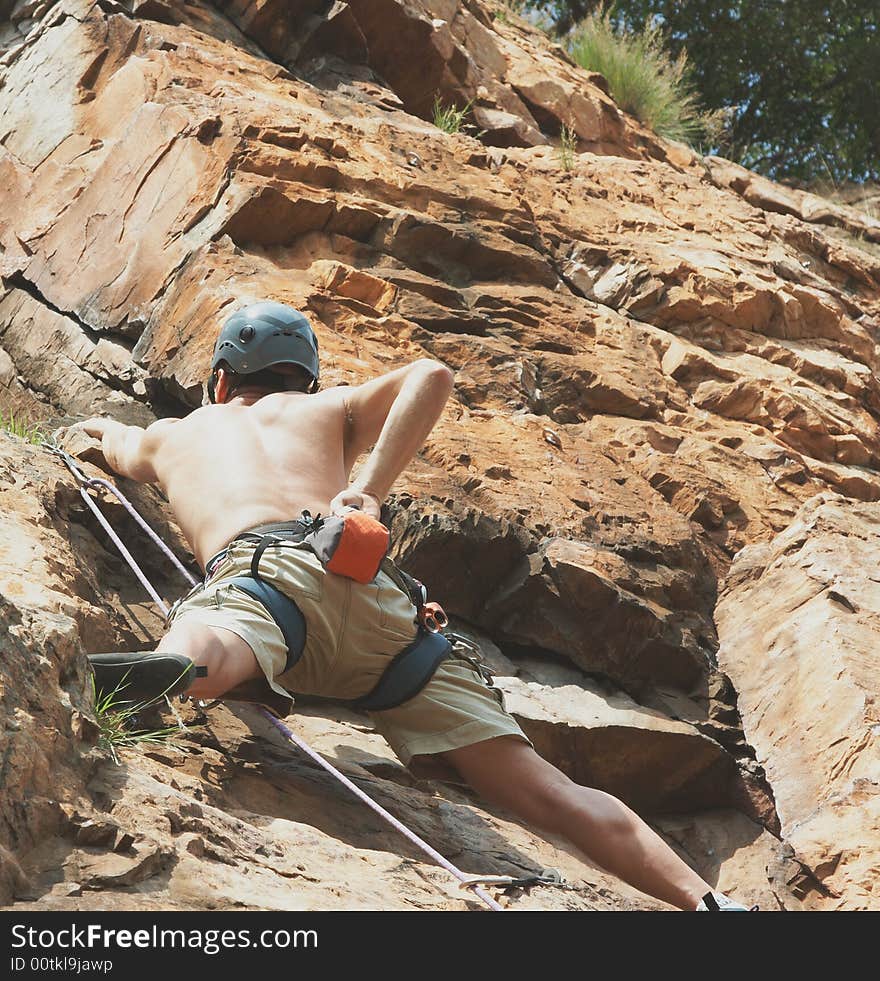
[76,417,172,483]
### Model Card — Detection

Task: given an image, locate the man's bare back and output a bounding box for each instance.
[76,359,456,571]
[148,388,353,568]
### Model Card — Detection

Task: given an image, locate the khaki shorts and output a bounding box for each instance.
[167,538,530,781]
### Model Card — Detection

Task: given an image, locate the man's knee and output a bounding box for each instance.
[157,620,262,697]
[444,738,640,842]
[158,619,215,659]
[443,737,577,831]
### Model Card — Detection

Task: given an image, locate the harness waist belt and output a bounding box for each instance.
[205,520,311,578]
[239,520,311,539]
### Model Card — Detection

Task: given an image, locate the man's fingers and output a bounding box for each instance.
[329,488,381,519]
[329,493,355,516]
[356,497,381,519]
[50,423,84,447]
[358,490,382,519]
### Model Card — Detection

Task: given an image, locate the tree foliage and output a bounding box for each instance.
[568,9,722,145]
[531,1,879,184]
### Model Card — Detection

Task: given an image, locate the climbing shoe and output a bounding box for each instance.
[696,891,754,911]
[87,652,205,706]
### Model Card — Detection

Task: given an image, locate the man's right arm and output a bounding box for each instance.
[331,358,454,516]
[69,416,177,483]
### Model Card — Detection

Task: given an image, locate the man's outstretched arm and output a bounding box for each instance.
[74,417,173,483]
[332,358,454,516]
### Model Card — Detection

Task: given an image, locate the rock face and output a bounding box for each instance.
[716,495,880,909]
[0,0,878,911]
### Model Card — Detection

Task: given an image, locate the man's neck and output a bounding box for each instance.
[225,386,274,406]
[219,379,313,406]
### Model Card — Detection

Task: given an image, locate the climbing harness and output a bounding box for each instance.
[199,514,454,711]
[43,439,556,912]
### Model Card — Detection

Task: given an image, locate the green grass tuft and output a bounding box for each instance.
[432,96,474,135]
[91,670,185,765]
[0,410,44,444]
[557,122,578,171]
[568,6,723,147]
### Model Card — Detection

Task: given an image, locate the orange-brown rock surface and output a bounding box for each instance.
[716,495,880,909]
[1,0,878,911]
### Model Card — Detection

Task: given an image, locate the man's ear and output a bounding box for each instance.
[214,367,230,404]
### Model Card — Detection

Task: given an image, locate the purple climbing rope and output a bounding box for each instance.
[263,711,504,911]
[74,482,170,613]
[86,478,198,589]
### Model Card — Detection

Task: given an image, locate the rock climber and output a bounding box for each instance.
[72,300,749,912]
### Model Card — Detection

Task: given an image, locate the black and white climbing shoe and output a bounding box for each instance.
[87,652,205,706]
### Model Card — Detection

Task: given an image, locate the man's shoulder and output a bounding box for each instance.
[142,415,184,442]
[145,416,182,433]
[296,385,352,414]
[312,384,351,399]
[132,417,179,464]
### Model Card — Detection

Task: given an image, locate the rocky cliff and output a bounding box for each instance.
[1,0,878,911]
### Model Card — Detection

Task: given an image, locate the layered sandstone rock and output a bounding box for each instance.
[1,0,878,911]
[716,495,880,909]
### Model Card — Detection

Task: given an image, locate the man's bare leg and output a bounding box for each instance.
[440,735,711,911]
[156,619,263,699]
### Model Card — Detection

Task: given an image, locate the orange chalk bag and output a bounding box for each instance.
[305,509,391,584]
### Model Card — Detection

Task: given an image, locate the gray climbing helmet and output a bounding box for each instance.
[208,301,320,402]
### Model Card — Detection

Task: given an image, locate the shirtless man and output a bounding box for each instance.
[75,300,746,912]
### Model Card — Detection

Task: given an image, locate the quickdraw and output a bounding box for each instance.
[458,868,567,893]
